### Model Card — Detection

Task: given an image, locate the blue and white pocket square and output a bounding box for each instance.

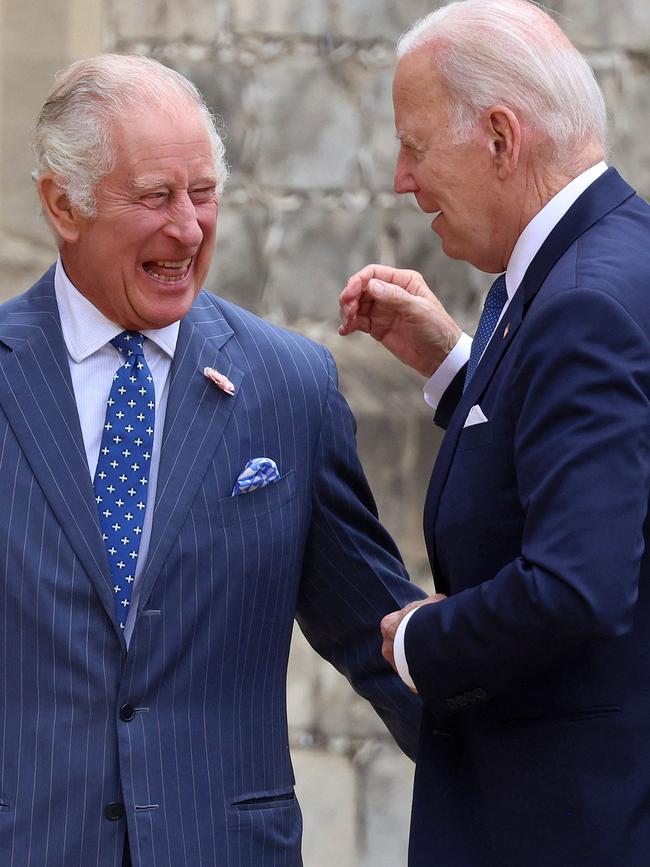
[463,404,489,428]
[232,458,281,495]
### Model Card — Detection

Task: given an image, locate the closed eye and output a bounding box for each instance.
[190,186,217,203]
[139,191,169,207]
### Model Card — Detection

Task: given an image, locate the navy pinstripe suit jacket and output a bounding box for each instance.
[0,267,422,867]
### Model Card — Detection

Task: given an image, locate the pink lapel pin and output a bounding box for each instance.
[204,366,236,396]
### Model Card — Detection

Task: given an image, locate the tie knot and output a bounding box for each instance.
[111,330,145,358]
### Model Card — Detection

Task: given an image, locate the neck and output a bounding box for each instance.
[501,143,604,268]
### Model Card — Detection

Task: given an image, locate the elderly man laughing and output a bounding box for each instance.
[0,54,423,866]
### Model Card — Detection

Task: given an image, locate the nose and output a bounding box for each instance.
[393,153,418,196]
[164,193,203,248]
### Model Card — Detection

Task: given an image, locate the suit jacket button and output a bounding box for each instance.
[105,802,125,821]
[120,703,136,722]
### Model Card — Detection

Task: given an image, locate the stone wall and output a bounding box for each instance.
[2,1,649,863]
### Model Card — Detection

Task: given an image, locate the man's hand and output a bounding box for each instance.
[339,264,462,378]
[381,594,447,687]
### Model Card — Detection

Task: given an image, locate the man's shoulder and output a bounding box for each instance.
[0,265,58,328]
[194,289,334,371]
[537,186,650,302]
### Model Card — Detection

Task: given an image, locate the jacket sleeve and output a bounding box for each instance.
[405,288,650,718]
[296,347,424,758]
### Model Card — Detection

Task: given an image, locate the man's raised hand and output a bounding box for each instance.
[339,264,462,378]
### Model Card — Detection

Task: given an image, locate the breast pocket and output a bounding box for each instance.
[216,469,297,528]
[456,421,494,452]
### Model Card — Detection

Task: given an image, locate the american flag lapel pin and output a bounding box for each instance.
[204,366,236,396]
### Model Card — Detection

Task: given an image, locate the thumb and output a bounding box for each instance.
[368,278,410,303]
[368,278,390,296]
[381,610,402,637]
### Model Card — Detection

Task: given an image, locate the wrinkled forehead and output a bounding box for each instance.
[394,43,447,92]
[109,101,216,176]
[393,47,451,122]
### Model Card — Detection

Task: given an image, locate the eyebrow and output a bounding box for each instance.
[396,132,422,148]
[131,175,218,194]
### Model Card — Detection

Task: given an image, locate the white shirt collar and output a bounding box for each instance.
[505,161,609,299]
[54,256,180,362]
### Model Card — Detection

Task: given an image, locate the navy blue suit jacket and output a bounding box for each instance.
[0,270,422,866]
[407,169,650,867]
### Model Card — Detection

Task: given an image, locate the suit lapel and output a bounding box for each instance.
[135,294,244,612]
[423,294,524,586]
[424,168,636,583]
[0,274,119,630]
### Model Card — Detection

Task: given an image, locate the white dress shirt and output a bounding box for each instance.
[395,161,609,690]
[54,257,180,646]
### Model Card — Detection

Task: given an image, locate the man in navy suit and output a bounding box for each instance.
[340,1,650,864]
[0,54,422,866]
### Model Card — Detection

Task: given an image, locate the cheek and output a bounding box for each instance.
[202,204,218,234]
[200,217,217,241]
[198,213,218,253]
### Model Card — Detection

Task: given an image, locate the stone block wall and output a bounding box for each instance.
[1,1,649,863]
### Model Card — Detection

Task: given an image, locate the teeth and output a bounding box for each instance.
[149,272,185,283]
[143,259,192,283]
[154,259,191,268]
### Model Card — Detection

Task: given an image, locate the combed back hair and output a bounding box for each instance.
[397,0,608,173]
[33,53,229,217]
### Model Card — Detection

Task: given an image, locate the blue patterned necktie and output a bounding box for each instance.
[93,331,155,630]
[464,273,508,391]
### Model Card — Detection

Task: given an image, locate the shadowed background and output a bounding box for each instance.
[1,1,648,862]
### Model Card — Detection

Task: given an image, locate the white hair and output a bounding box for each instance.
[33,53,229,217]
[397,0,607,172]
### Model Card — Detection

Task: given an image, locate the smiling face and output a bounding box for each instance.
[392,47,508,271]
[58,100,219,330]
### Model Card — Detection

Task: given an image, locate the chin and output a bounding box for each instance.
[150,299,195,328]
[135,286,200,329]
[439,239,466,262]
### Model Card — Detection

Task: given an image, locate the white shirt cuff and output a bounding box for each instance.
[423,332,472,410]
[393,608,420,691]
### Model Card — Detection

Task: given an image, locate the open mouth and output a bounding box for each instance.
[142,258,192,283]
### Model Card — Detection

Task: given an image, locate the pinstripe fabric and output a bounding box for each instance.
[0,266,423,866]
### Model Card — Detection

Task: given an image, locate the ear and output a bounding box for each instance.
[37,173,83,242]
[485,107,521,179]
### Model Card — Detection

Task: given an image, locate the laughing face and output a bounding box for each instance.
[60,100,219,330]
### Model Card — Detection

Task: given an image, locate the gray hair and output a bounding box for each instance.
[33,53,229,217]
[397,0,607,172]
